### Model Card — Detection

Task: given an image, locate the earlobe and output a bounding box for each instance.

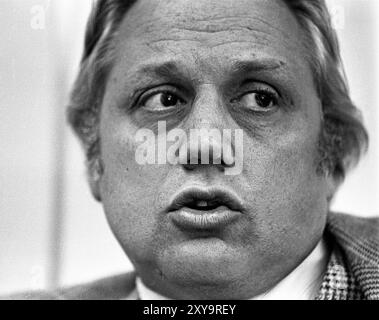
[326,173,342,203]
[88,157,104,202]
[89,176,102,202]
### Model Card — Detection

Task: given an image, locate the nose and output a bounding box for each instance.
[179,85,236,172]
[179,131,235,172]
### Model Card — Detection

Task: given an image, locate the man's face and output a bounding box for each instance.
[98,0,332,299]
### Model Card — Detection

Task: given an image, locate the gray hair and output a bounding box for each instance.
[67,0,368,192]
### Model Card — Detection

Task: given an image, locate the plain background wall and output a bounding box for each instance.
[0,0,378,295]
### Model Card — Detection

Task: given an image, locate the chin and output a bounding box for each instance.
[157,238,251,287]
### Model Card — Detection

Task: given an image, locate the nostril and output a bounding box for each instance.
[177,134,236,170]
[182,161,231,173]
[183,163,197,171]
[180,150,235,171]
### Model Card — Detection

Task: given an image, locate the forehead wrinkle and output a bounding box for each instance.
[115,0,307,69]
[139,33,301,76]
[111,0,312,92]
[119,0,302,44]
[128,17,295,44]
[168,16,295,40]
[145,26,273,48]
[140,26,292,63]
[121,15,303,62]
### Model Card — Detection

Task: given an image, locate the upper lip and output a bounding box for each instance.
[167,187,244,213]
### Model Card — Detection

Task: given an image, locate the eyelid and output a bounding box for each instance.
[231,83,279,104]
[244,87,278,97]
[244,81,279,94]
[136,85,187,107]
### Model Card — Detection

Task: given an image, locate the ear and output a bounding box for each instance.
[88,158,104,202]
[325,172,343,203]
[89,175,102,202]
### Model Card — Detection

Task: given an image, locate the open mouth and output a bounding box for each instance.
[167,187,244,230]
[181,199,229,212]
[168,188,244,212]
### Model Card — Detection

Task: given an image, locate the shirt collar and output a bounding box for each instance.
[136,239,328,300]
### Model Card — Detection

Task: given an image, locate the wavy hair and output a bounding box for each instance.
[67,0,368,192]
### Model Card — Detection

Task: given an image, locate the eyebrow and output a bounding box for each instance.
[137,61,187,80]
[134,58,287,80]
[230,59,287,74]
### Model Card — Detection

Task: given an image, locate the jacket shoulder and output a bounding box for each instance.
[327,212,379,299]
[327,212,379,264]
[2,272,137,300]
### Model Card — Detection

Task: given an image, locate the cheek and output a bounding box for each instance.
[98,121,170,257]
[242,123,328,239]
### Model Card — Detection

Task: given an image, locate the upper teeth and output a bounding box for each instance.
[197,201,208,207]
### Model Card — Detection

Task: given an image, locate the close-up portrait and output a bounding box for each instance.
[0,0,378,303]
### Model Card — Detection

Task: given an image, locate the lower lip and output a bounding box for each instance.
[168,206,240,230]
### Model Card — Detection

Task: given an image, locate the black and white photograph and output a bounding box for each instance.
[0,0,378,304]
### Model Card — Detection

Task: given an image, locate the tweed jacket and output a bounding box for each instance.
[4,212,379,300]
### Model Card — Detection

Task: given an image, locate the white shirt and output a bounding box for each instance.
[135,240,328,300]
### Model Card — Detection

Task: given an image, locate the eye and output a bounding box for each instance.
[238,89,279,112]
[142,91,185,111]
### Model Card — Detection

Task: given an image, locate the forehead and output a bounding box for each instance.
[112,0,308,80]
